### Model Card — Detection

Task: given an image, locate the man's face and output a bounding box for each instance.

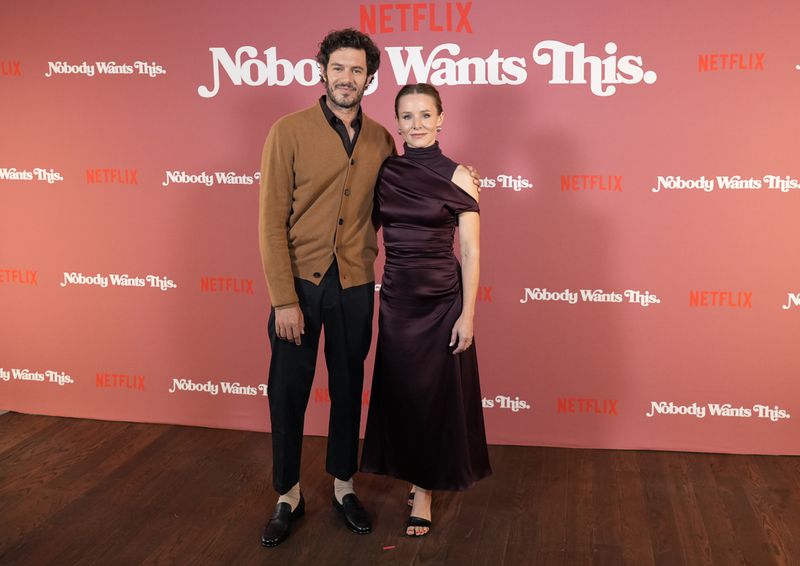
[322,48,371,110]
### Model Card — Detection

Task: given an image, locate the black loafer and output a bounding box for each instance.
[261,494,305,547]
[332,493,372,534]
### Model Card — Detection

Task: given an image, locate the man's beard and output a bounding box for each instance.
[325,79,365,110]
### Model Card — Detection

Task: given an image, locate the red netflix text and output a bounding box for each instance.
[558,398,618,416]
[360,2,473,33]
[86,168,138,185]
[1,61,21,76]
[698,53,764,72]
[314,387,370,406]
[200,277,254,295]
[561,175,622,192]
[0,269,37,285]
[689,291,752,308]
[96,373,145,391]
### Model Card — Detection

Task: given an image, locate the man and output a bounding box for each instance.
[258,29,395,547]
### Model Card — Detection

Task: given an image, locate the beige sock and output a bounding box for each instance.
[334,477,354,504]
[277,482,301,511]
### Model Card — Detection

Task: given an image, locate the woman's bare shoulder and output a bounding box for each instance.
[452,164,480,201]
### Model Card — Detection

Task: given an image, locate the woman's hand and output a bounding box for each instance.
[449,313,474,354]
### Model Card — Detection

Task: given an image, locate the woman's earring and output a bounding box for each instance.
[436,127,442,132]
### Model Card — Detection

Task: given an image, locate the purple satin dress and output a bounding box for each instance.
[360,142,491,491]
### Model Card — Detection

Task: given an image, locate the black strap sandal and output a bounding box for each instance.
[406,515,432,537]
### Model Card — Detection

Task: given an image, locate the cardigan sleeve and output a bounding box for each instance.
[258,120,299,308]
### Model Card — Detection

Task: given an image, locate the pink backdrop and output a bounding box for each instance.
[2,0,800,454]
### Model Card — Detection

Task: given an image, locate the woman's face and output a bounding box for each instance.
[396,93,444,148]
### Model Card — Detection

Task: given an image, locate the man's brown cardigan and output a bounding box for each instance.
[259,101,395,308]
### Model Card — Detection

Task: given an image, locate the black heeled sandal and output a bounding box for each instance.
[406,515,432,537]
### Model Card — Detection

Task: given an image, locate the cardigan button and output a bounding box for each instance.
[344,189,351,196]
[313,272,321,278]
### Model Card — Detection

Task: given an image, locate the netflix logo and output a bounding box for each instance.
[0,269,38,286]
[561,175,622,192]
[1,60,21,76]
[314,387,370,406]
[200,277,255,295]
[86,168,138,185]
[558,398,618,416]
[360,2,473,33]
[689,290,752,309]
[96,373,145,391]
[698,52,765,72]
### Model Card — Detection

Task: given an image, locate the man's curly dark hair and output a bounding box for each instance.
[316,28,381,80]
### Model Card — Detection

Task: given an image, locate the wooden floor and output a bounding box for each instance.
[1,413,799,565]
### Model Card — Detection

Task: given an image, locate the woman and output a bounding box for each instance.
[360,83,491,537]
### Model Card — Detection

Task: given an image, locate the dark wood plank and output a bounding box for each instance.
[753,456,800,562]
[637,451,685,566]
[614,450,656,566]
[0,417,166,553]
[664,452,713,566]
[0,411,60,455]
[564,448,593,565]
[503,444,546,566]
[531,447,570,566]
[684,452,747,566]
[2,425,237,564]
[2,412,800,566]
[588,449,624,566]
[714,453,797,566]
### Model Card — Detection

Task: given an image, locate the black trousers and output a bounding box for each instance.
[267,260,374,494]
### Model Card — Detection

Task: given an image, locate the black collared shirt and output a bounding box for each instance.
[319,95,362,157]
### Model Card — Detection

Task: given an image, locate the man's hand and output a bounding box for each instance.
[275,305,304,345]
[464,164,482,192]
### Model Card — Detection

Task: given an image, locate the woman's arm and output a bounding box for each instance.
[453,164,481,198]
[450,165,481,354]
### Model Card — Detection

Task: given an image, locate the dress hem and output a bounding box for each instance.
[359,464,492,492]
